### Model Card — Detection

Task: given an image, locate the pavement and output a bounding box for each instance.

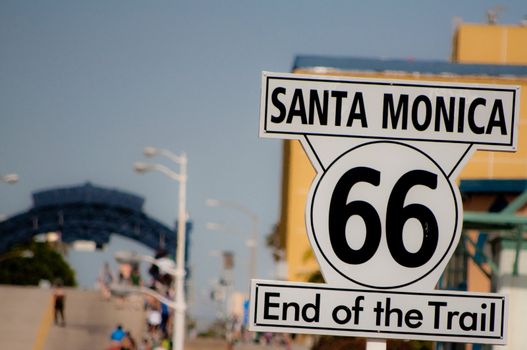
[0,285,146,350]
[0,285,52,350]
[186,338,228,350]
[0,285,311,350]
[186,338,310,350]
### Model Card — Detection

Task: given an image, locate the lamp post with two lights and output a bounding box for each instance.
[134,147,187,350]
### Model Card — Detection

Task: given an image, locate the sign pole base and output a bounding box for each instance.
[366,338,386,350]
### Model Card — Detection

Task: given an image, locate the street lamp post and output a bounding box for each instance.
[206,222,256,291]
[134,147,187,350]
[1,173,19,185]
[207,249,235,320]
[206,199,259,283]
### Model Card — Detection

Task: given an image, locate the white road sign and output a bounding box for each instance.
[260,72,519,150]
[254,71,518,344]
[259,71,519,291]
[249,280,508,345]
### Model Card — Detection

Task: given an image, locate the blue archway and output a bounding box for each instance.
[0,183,191,266]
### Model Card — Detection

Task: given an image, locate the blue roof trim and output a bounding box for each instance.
[293,55,527,77]
[460,179,527,193]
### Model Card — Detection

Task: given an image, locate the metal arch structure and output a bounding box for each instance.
[0,183,191,268]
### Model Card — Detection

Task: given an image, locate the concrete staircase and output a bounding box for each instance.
[0,285,52,350]
[44,289,146,350]
[0,286,146,350]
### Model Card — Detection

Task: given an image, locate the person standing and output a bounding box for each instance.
[99,262,114,300]
[53,278,66,326]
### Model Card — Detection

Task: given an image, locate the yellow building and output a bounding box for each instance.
[452,23,527,65]
[278,22,527,287]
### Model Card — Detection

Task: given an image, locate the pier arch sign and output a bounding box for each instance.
[259,71,519,291]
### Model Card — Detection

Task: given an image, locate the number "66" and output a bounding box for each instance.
[329,167,439,268]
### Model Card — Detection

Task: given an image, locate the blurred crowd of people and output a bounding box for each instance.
[101,249,177,350]
[99,249,296,350]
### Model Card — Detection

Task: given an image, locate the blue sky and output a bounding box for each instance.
[1,0,525,326]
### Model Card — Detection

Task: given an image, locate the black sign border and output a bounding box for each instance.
[309,140,460,289]
[263,74,518,148]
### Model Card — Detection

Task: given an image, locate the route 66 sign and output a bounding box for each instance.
[260,71,519,291]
